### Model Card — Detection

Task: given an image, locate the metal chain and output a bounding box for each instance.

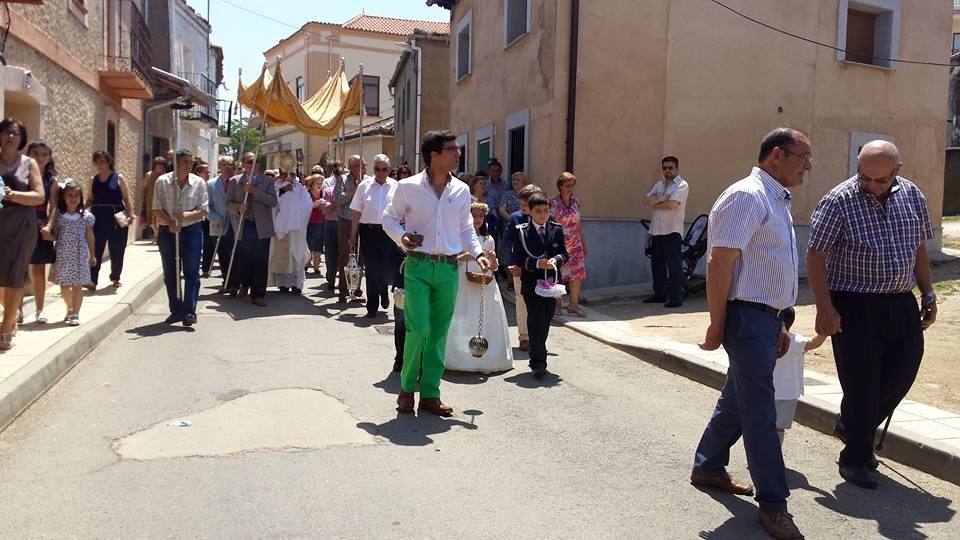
[477,279,485,336]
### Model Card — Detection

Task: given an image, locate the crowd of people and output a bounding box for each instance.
[0,119,941,540]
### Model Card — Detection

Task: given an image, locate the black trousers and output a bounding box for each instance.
[229,220,270,300]
[360,224,398,314]
[523,290,557,370]
[323,219,340,288]
[832,291,923,467]
[651,232,683,303]
[393,266,406,368]
[92,225,127,285]
[201,221,234,282]
[201,220,215,274]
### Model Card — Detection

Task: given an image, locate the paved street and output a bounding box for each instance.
[0,274,958,538]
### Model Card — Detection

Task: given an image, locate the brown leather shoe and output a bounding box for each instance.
[418,398,453,417]
[758,511,804,540]
[238,286,249,298]
[519,339,529,352]
[396,391,415,414]
[252,298,267,307]
[690,472,754,496]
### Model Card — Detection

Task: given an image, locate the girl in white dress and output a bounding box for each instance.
[444,202,514,373]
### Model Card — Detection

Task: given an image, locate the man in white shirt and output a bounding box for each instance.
[350,153,399,318]
[642,156,689,308]
[383,130,492,417]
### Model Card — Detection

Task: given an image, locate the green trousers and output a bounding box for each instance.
[400,256,459,398]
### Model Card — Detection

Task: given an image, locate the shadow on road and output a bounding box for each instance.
[373,372,401,395]
[356,412,478,446]
[692,484,761,539]
[503,371,563,389]
[124,321,195,338]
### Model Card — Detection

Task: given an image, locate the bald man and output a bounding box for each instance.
[807,140,936,490]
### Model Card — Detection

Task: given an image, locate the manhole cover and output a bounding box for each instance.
[374,325,395,335]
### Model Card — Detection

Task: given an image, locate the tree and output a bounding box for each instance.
[220,118,264,161]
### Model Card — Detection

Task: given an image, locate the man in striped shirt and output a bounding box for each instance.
[807,140,936,490]
[692,128,809,540]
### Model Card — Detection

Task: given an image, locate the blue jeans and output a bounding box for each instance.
[158,223,203,317]
[693,301,788,513]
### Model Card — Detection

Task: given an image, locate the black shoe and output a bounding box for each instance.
[664,300,683,308]
[365,311,378,319]
[164,313,183,324]
[279,287,290,293]
[532,368,548,380]
[291,287,302,295]
[183,313,197,327]
[325,282,335,291]
[381,293,390,309]
[201,272,210,279]
[839,465,878,489]
[643,296,667,303]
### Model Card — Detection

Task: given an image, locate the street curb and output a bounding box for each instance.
[0,268,164,433]
[559,319,960,487]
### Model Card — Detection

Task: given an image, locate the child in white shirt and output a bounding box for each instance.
[774,307,827,445]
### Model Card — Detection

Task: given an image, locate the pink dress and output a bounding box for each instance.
[549,195,586,282]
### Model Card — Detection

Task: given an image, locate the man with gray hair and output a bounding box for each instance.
[334,154,366,303]
[204,155,234,287]
[807,140,936,490]
[350,154,399,317]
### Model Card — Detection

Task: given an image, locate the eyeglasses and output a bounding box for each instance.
[780,148,813,164]
[857,167,898,183]
[440,145,460,153]
[244,159,255,164]
[374,167,389,172]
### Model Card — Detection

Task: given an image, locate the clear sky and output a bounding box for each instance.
[184,0,449,99]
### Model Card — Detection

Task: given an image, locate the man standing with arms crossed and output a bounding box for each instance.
[643,155,689,308]
[807,140,936,490]
[383,131,492,416]
[693,128,810,540]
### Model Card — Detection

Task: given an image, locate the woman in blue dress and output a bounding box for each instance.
[88,150,134,290]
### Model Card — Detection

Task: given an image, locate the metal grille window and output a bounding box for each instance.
[505,0,530,46]
[363,75,380,116]
[508,126,525,174]
[296,76,304,102]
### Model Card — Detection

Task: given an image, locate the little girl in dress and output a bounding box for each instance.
[43,180,96,326]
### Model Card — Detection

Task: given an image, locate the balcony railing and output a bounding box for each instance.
[179,103,218,126]
[98,0,152,99]
[178,72,217,98]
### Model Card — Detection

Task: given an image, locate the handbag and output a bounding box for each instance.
[465,270,493,285]
[114,209,129,228]
[517,223,567,298]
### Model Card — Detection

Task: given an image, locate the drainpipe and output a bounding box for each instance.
[411,38,423,171]
[565,0,580,173]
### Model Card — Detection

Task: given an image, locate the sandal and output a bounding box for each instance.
[0,332,12,351]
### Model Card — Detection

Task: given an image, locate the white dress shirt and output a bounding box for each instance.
[646,176,689,236]
[350,177,398,224]
[708,167,798,310]
[382,170,483,258]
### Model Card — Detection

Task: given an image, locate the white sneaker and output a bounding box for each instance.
[36,311,48,324]
[67,314,81,326]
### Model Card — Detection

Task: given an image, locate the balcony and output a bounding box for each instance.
[179,102,218,126]
[98,1,153,100]
[178,72,217,102]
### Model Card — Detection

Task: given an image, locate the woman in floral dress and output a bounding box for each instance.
[549,172,587,316]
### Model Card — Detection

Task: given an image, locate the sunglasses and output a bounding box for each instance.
[374,167,389,172]
[244,159,255,164]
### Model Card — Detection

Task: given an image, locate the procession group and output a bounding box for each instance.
[0,117,941,539]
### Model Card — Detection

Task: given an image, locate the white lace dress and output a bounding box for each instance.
[443,235,513,373]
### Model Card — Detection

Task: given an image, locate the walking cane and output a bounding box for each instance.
[175,219,182,303]
[223,62,278,291]
[876,413,893,452]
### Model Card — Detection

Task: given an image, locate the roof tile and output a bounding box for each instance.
[342,14,449,36]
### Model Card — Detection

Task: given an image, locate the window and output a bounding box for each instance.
[504,109,529,176]
[363,75,380,116]
[106,121,116,163]
[504,0,531,47]
[455,11,472,81]
[953,33,960,54]
[836,0,901,69]
[848,131,894,176]
[475,124,494,173]
[295,76,304,102]
[456,133,468,174]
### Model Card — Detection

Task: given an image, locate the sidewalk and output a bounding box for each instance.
[0,242,163,431]
[535,267,960,485]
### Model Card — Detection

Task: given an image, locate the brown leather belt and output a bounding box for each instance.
[407,250,458,267]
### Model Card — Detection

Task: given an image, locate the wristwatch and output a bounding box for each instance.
[922,291,937,304]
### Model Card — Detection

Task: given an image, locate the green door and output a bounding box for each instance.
[476,138,491,174]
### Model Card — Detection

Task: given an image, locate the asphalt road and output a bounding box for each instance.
[0,273,958,539]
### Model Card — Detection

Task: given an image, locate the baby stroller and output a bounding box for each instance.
[640,214,709,297]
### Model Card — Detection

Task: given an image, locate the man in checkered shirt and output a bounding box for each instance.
[807,140,937,491]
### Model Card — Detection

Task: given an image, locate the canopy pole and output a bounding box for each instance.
[358,63,364,170]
